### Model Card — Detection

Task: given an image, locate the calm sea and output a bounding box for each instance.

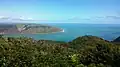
[5,23,120,42]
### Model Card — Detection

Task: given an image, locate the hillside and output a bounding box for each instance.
[0,23,63,34]
[111,36,120,45]
[0,35,120,67]
[69,35,112,49]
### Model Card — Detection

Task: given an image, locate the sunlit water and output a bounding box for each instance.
[5,23,120,42]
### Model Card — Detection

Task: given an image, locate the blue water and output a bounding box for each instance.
[5,23,120,42]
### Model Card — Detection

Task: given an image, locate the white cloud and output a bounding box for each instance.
[64,15,120,24]
[105,16,120,19]
[0,16,36,23]
[69,15,120,21]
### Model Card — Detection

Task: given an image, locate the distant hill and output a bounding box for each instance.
[111,36,120,45]
[0,23,63,34]
[69,35,112,49]
[113,36,120,42]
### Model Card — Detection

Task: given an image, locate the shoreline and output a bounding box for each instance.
[29,28,65,34]
[0,28,65,35]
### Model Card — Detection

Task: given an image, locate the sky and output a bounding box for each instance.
[0,0,120,23]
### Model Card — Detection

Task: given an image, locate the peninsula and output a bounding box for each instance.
[0,23,63,34]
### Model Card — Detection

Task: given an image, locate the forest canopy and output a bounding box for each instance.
[0,35,120,67]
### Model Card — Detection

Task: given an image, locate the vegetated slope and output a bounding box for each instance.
[112,36,120,45]
[0,24,63,34]
[0,35,120,67]
[113,36,120,42]
[0,24,20,34]
[16,24,63,34]
[69,35,112,49]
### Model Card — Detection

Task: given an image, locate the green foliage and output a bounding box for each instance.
[69,35,111,49]
[0,35,120,67]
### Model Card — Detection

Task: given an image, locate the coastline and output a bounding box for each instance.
[28,28,65,34]
[0,28,65,35]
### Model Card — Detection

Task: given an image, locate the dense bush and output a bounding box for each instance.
[0,35,120,67]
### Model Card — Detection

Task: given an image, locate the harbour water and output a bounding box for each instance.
[5,23,120,42]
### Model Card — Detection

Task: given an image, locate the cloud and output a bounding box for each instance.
[105,16,120,19]
[0,16,48,24]
[0,16,11,20]
[87,15,120,21]
[93,15,120,20]
[0,16,36,23]
[65,15,120,24]
[67,17,91,22]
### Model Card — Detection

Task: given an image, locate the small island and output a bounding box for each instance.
[0,23,64,34]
